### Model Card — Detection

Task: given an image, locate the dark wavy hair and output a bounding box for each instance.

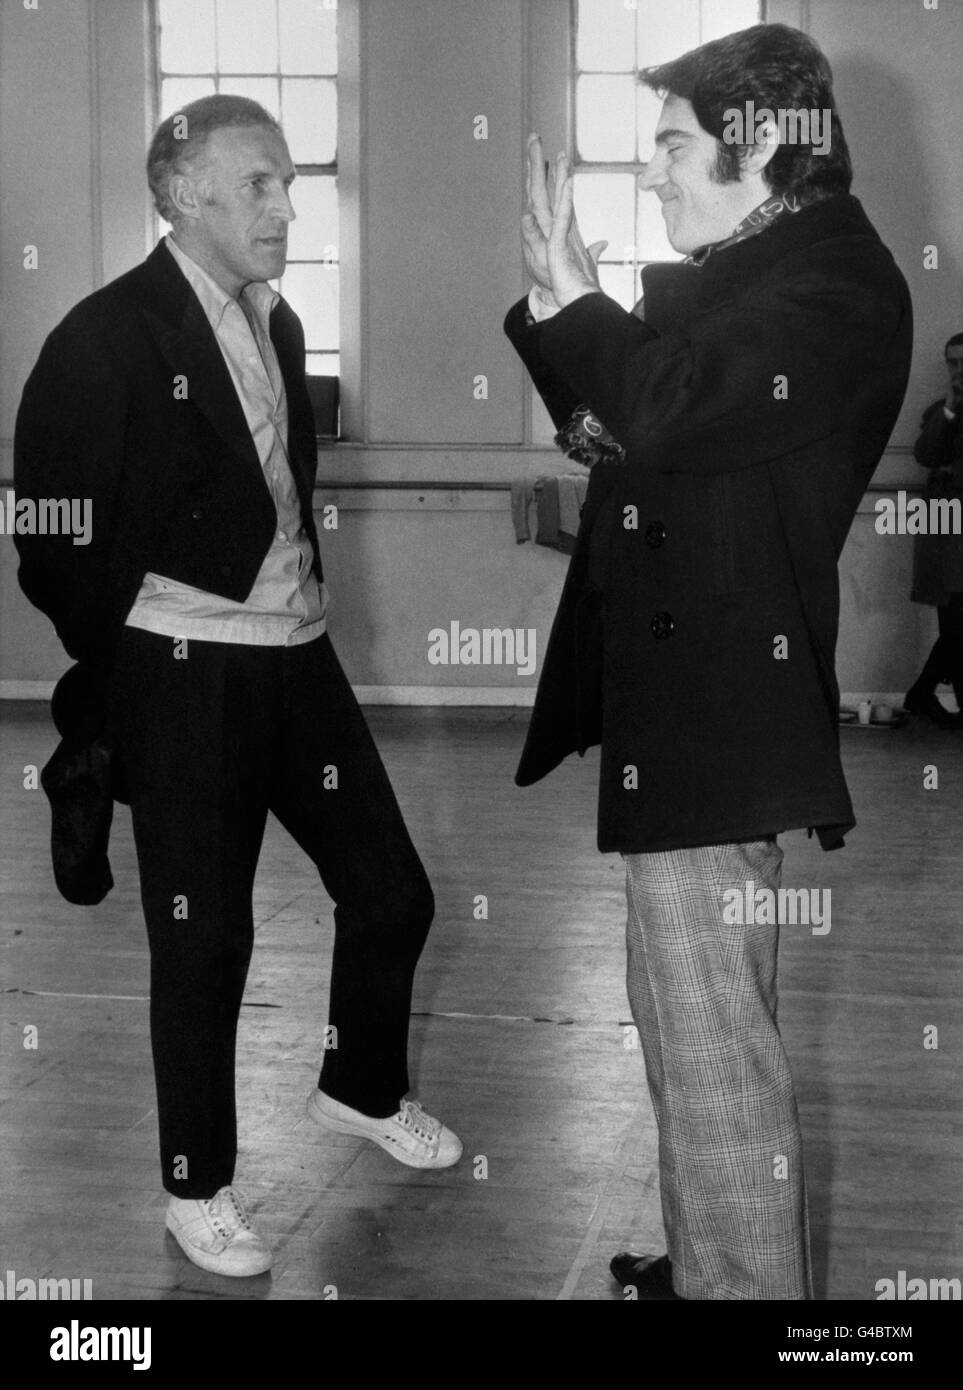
[946,333,963,357]
[639,23,852,200]
[147,94,283,222]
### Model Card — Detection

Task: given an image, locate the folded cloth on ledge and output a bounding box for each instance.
[557,475,586,543]
[511,473,589,554]
[510,478,539,543]
[536,475,563,550]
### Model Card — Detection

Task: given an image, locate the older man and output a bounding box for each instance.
[15,96,460,1278]
[506,24,912,1298]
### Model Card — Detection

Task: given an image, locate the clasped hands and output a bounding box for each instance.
[522,133,607,313]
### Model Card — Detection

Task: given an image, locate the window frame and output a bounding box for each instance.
[568,0,767,301]
[146,0,361,437]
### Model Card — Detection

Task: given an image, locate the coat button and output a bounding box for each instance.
[650,611,674,639]
[221,564,233,577]
[191,509,203,520]
[645,520,666,547]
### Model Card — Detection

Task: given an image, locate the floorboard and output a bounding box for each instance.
[1,701,959,1301]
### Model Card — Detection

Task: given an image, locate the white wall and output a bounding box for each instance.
[1,0,960,701]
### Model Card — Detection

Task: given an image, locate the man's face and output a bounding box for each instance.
[638,94,759,255]
[178,124,296,296]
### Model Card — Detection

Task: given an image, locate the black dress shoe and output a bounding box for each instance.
[610,1252,685,1300]
[904,686,963,727]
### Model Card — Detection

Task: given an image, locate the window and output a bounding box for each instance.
[154,0,340,378]
[573,0,762,309]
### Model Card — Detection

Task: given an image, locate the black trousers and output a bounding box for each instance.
[913,593,963,697]
[108,627,434,1198]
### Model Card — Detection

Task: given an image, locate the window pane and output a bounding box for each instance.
[573,172,635,265]
[156,0,340,373]
[636,190,676,262]
[307,351,340,376]
[215,0,279,73]
[576,75,636,162]
[637,0,700,68]
[287,174,339,262]
[636,82,665,162]
[701,0,761,44]
[598,263,638,313]
[217,76,280,118]
[279,0,338,75]
[576,0,635,72]
[280,263,339,351]
[282,77,337,163]
[161,76,216,119]
[159,0,216,73]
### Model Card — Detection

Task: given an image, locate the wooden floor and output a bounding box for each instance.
[1,700,960,1302]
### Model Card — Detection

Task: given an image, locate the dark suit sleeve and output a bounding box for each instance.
[914,400,958,469]
[14,313,130,667]
[504,296,586,430]
[534,245,910,476]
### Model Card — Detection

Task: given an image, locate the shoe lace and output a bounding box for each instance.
[206,1186,253,1236]
[399,1099,440,1141]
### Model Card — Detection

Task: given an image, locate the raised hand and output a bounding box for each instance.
[546,152,606,308]
[521,134,557,295]
[521,136,607,310]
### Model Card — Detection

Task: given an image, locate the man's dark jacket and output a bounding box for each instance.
[14,240,323,902]
[505,194,912,854]
[910,399,963,606]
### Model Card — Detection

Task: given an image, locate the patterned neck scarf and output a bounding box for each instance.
[685,190,811,267]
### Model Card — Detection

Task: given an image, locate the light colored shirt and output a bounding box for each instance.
[125,234,326,646]
[528,286,562,323]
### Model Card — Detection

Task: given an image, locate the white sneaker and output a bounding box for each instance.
[307,1090,463,1170]
[165,1186,272,1277]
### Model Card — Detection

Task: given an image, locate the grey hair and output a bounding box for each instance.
[147,94,283,222]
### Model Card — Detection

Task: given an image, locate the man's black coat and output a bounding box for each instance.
[14,240,323,900]
[505,194,912,854]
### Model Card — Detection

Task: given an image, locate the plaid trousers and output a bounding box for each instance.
[624,839,812,1300]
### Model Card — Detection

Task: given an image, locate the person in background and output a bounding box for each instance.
[905,333,963,726]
